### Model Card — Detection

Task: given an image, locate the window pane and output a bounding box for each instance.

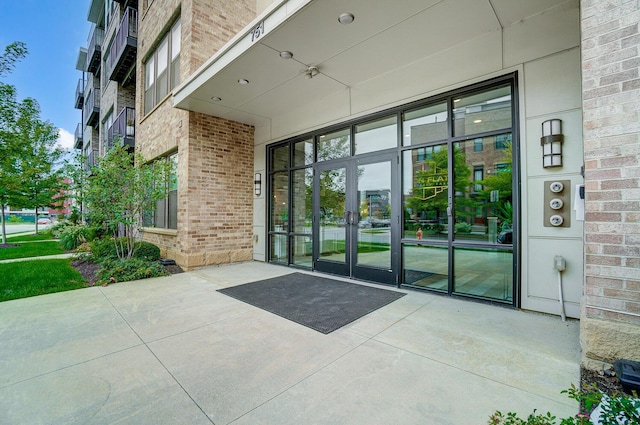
[270,145,289,170]
[292,235,312,268]
[291,168,312,233]
[453,85,512,137]
[270,234,288,264]
[403,244,448,290]
[170,57,180,89]
[155,198,166,228]
[156,71,168,101]
[403,103,448,146]
[168,190,177,229]
[453,247,513,302]
[157,37,168,74]
[453,135,512,244]
[145,57,155,88]
[270,171,288,232]
[293,139,313,167]
[317,128,350,162]
[171,19,181,59]
[355,115,397,155]
[402,145,449,240]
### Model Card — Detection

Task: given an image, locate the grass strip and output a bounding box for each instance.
[0,241,64,260]
[6,233,53,242]
[0,259,87,302]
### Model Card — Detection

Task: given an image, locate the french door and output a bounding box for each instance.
[313,153,398,284]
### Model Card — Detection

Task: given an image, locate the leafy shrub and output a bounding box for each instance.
[489,383,639,425]
[133,241,161,261]
[51,220,73,238]
[455,222,472,234]
[8,215,22,223]
[58,224,97,251]
[97,257,169,284]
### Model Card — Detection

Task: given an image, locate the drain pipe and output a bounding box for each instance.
[554,256,567,321]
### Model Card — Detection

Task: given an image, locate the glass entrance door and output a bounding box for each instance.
[314,154,397,284]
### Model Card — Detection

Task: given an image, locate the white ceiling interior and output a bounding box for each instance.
[173,0,574,129]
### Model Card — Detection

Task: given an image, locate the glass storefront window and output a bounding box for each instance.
[270,171,288,232]
[293,139,314,167]
[317,128,350,162]
[453,247,513,301]
[270,234,288,264]
[355,115,397,155]
[271,144,289,170]
[403,244,448,290]
[291,168,312,233]
[403,103,448,146]
[292,235,312,268]
[453,134,513,244]
[402,145,449,241]
[453,85,511,137]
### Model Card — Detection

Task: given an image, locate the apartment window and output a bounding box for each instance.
[103,111,113,153]
[495,134,511,150]
[474,138,483,152]
[144,19,181,114]
[473,166,483,192]
[105,0,116,27]
[145,154,178,229]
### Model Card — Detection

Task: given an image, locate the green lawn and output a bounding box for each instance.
[0,259,87,302]
[0,241,64,260]
[6,233,54,242]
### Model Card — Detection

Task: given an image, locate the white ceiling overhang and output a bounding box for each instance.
[172,0,574,129]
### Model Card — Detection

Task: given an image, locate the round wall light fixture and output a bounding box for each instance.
[338,13,355,25]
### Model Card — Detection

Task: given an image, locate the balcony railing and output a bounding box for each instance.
[74,79,84,109]
[86,150,99,175]
[106,107,135,150]
[83,88,100,127]
[87,27,104,73]
[114,0,137,8]
[106,7,138,85]
[74,123,83,150]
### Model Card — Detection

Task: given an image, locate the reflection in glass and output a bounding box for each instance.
[271,144,289,170]
[403,103,448,146]
[270,171,288,232]
[402,145,449,240]
[453,134,513,244]
[293,139,314,167]
[292,235,312,268]
[317,128,350,162]
[453,247,513,301]
[291,168,312,233]
[270,234,287,264]
[355,116,397,155]
[319,167,346,262]
[403,244,448,290]
[453,85,512,137]
[356,162,391,269]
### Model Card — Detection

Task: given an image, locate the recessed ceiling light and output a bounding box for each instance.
[238,79,249,85]
[474,119,482,123]
[211,96,222,102]
[338,13,355,25]
[280,51,293,59]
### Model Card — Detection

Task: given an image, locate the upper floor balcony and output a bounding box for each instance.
[106,107,135,151]
[74,123,83,150]
[86,149,99,175]
[74,79,84,110]
[83,88,100,127]
[114,0,138,9]
[87,27,104,74]
[106,7,138,86]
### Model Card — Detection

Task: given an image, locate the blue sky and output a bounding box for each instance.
[0,1,91,150]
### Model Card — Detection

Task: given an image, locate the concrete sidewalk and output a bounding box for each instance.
[0,262,581,424]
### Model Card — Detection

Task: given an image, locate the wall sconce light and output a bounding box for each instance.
[541,119,564,168]
[254,172,262,196]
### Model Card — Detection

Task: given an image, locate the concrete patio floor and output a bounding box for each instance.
[0,262,581,424]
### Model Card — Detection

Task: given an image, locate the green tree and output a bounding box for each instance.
[0,42,28,244]
[62,152,90,223]
[85,145,171,259]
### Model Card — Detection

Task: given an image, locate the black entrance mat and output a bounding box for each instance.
[218,273,406,334]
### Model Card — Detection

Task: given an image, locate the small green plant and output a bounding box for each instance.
[58,223,97,251]
[97,257,168,285]
[489,383,639,425]
[455,222,472,234]
[7,215,22,223]
[134,241,161,261]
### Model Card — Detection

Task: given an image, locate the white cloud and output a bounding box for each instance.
[57,128,75,150]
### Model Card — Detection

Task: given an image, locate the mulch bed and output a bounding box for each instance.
[581,365,632,396]
[71,259,184,286]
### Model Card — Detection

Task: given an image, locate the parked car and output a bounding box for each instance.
[37,218,51,225]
